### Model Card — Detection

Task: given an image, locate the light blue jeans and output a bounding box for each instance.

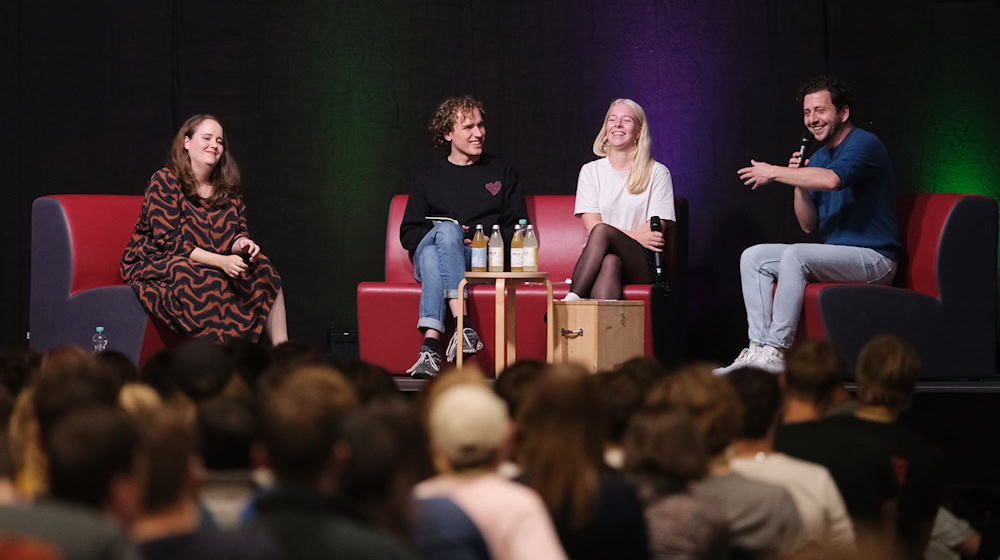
[740,243,897,349]
[414,223,471,333]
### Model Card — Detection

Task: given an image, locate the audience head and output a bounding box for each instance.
[429,95,486,152]
[624,407,707,495]
[855,334,920,414]
[339,397,432,537]
[259,365,357,488]
[137,407,198,513]
[172,341,236,401]
[95,350,138,386]
[596,357,668,445]
[494,360,548,419]
[197,395,254,471]
[0,347,40,397]
[783,339,846,407]
[225,338,272,388]
[168,113,240,204]
[516,365,603,529]
[32,349,120,451]
[726,368,782,440]
[140,348,177,398]
[337,360,399,404]
[118,382,164,420]
[428,382,510,472]
[647,364,742,457]
[46,406,140,521]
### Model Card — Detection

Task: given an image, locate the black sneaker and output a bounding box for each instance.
[406,348,441,378]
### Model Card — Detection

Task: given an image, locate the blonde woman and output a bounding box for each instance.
[565,99,675,300]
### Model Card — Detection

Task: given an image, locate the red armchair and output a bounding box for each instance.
[30,195,182,366]
[800,193,997,379]
[357,194,688,374]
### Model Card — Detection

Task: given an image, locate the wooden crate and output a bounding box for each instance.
[552,300,644,372]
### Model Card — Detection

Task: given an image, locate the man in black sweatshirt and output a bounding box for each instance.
[399,96,527,377]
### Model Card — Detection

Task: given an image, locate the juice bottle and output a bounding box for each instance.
[523,224,538,272]
[471,224,488,272]
[510,222,525,272]
[488,224,504,272]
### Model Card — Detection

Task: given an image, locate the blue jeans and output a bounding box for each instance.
[413,223,470,333]
[740,243,896,349]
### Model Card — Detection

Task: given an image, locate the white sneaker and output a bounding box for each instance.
[755,346,785,374]
[713,344,762,375]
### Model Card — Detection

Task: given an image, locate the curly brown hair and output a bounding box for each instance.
[428,96,486,152]
[167,114,241,207]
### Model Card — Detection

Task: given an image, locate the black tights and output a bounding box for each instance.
[569,223,652,299]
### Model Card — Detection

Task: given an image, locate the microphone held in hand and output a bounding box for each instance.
[798,132,811,166]
[649,216,668,289]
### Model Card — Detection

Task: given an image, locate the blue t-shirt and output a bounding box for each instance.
[807,128,900,260]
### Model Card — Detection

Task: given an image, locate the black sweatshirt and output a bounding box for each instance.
[399,154,528,255]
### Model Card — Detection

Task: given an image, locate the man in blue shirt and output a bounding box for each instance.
[716,76,900,374]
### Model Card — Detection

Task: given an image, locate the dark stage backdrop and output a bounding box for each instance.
[2,1,998,362]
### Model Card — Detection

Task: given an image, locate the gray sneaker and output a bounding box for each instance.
[446,327,484,362]
[406,348,441,378]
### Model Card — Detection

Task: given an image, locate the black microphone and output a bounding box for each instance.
[650,216,665,286]
[798,132,810,167]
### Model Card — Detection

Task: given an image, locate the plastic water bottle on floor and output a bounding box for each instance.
[92,326,108,353]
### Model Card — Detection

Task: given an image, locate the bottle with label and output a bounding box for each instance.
[471,224,488,272]
[92,326,108,353]
[523,224,539,272]
[510,222,525,272]
[488,224,504,272]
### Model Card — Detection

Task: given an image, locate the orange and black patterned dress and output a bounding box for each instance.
[121,168,282,343]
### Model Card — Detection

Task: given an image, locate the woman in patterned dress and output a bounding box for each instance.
[121,114,287,344]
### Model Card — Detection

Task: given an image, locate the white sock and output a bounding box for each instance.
[562,292,581,302]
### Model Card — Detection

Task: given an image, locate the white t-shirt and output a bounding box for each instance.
[573,157,675,231]
[730,452,856,552]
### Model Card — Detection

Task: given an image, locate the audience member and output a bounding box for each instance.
[196,395,260,529]
[830,335,944,558]
[623,407,729,559]
[172,341,238,401]
[338,397,433,539]
[595,357,668,469]
[225,338,272,388]
[96,350,139,386]
[7,387,46,498]
[516,366,650,560]
[32,349,120,450]
[0,347,39,401]
[649,364,804,557]
[726,367,855,551]
[415,379,566,560]
[494,360,547,418]
[131,407,278,560]
[140,348,178,398]
[118,382,163,420]
[774,339,897,540]
[0,406,142,560]
[338,360,400,404]
[249,365,415,559]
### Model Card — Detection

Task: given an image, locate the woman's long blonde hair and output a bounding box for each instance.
[592,98,654,195]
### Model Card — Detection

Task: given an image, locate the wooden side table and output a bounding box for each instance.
[456,272,553,377]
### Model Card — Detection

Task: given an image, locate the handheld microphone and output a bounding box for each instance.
[650,216,665,285]
[798,132,810,167]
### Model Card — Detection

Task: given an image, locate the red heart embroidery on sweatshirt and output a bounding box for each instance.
[485,181,502,196]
